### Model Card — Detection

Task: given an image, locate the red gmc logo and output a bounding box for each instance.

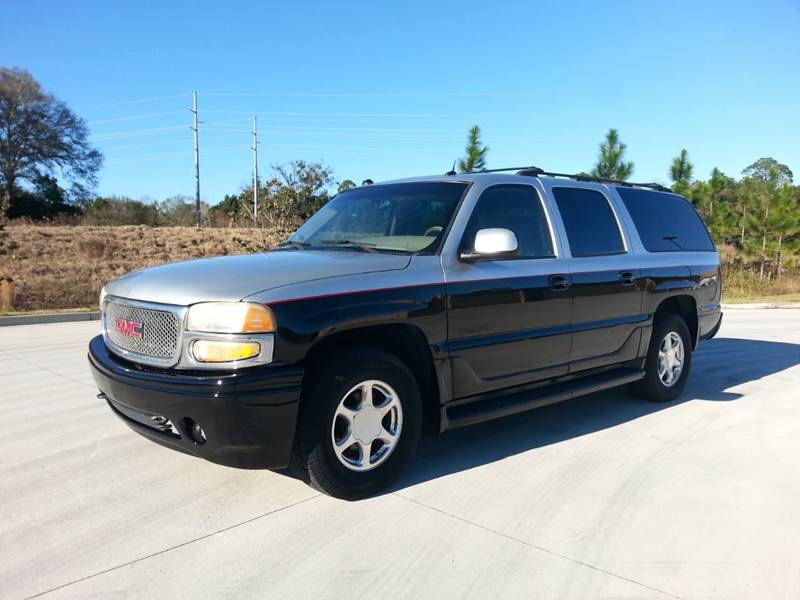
[115,318,143,339]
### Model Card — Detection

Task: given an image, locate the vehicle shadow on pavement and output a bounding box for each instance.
[391,337,800,492]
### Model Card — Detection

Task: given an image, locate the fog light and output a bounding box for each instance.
[192,339,261,363]
[183,418,206,445]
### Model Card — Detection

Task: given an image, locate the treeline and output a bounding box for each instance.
[83,160,337,231]
[583,128,799,279]
[7,160,338,231]
[462,126,800,279]
[670,156,798,279]
[7,188,208,227]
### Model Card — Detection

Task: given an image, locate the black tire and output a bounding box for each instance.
[630,312,693,402]
[291,348,423,500]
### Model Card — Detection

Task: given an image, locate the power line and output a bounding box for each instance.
[254,143,443,157]
[103,141,443,165]
[202,109,510,119]
[201,90,542,98]
[80,93,192,109]
[247,124,472,134]
[267,130,461,142]
[88,111,186,125]
[81,89,541,109]
[91,125,187,141]
[98,131,244,152]
[86,90,510,198]
[202,123,467,134]
[100,139,453,169]
[92,122,471,141]
[105,145,251,165]
[201,125,461,143]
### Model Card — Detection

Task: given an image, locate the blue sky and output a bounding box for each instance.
[2,0,798,204]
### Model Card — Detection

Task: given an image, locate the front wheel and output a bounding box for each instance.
[292,349,422,499]
[630,312,693,402]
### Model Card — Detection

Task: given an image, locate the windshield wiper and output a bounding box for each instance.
[276,240,311,250]
[662,236,683,249]
[319,239,378,253]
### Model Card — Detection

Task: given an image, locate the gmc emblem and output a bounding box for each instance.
[115,318,143,339]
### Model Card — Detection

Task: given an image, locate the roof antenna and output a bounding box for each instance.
[445,160,457,176]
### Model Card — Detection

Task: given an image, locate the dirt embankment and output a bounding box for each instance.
[0,225,283,312]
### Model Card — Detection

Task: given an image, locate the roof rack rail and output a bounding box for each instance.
[460,166,543,174]
[458,166,671,193]
[536,170,672,193]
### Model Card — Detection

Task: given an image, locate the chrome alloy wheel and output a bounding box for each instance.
[330,380,403,472]
[658,331,685,387]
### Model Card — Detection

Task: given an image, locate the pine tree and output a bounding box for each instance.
[591,129,633,181]
[670,149,693,196]
[770,184,800,277]
[457,125,488,173]
[741,159,797,277]
[705,168,739,243]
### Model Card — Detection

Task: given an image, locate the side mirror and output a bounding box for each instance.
[460,228,520,261]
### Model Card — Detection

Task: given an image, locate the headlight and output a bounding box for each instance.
[186,302,275,334]
[192,339,261,363]
[99,286,108,308]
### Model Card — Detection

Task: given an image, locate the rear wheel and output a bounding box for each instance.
[292,349,422,499]
[630,312,692,402]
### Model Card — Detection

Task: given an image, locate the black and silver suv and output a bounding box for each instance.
[88,167,723,498]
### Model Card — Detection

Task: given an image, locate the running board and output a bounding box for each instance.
[445,368,645,429]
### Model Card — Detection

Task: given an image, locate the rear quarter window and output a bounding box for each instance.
[616,187,715,252]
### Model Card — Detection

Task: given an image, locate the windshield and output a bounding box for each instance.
[287,181,467,253]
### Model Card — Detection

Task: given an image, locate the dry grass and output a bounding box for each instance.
[724,293,800,304]
[1,224,799,312]
[721,265,800,301]
[0,225,283,312]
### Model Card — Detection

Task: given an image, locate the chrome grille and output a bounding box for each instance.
[105,301,180,362]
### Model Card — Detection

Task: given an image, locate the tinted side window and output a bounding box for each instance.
[462,185,554,259]
[616,187,715,252]
[552,187,625,257]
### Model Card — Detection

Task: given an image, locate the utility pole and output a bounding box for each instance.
[252,116,259,219]
[191,91,201,228]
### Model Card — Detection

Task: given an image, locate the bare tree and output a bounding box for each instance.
[0,68,102,218]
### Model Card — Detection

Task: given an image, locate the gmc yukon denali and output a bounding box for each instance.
[89,167,723,499]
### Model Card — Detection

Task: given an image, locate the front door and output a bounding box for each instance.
[444,183,573,399]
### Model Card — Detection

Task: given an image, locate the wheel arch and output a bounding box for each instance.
[654,294,699,348]
[302,324,442,433]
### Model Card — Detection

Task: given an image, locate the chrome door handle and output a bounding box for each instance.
[549,275,571,291]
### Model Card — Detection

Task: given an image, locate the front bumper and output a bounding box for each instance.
[88,335,303,469]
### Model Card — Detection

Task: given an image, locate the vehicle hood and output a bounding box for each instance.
[104,250,412,306]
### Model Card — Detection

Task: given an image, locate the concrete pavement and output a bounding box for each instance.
[1,311,799,599]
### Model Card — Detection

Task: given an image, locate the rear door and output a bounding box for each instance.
[442,181,573,399]
[544,181,646,372]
